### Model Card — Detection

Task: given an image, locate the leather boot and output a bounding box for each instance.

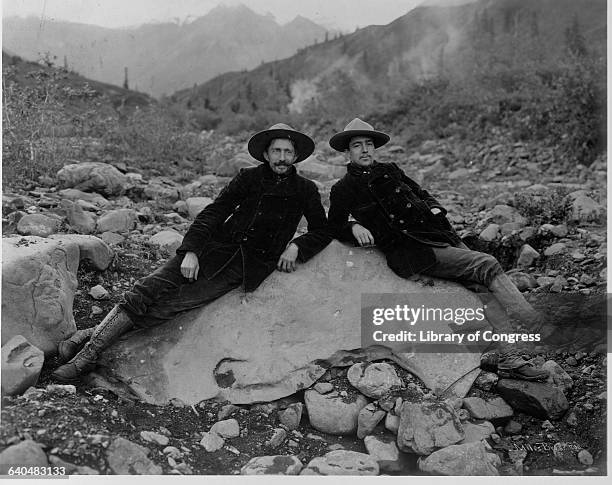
[52,305,133,382]
[480,347,549,381]
[57,327,95,364]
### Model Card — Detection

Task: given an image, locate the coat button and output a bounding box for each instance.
[395,187,401,193]
[389,214,395,219]
[242,237,248,241]
[406,202,412,208]
[399,219,404,224]
[384,174,389,178]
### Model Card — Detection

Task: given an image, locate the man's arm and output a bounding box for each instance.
[390,163,447,214]
[176,169,250,257]
[328,183,359,242]
[288,183,332,263]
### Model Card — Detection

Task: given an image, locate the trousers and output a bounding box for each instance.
[423,242,504,288]
[119,251,244,328]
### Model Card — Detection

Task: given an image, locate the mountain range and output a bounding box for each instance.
[169,0,606,117]
[2,4,328,97]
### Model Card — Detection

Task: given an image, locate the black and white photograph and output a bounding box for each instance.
[0,0,608,480]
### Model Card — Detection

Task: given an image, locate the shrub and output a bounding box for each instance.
[513,188,572,226]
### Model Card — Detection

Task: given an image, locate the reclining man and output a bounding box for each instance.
[327,118,548,381]
[53,123,332,382]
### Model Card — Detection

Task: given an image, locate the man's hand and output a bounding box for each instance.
[180,251,200,281]
[352,224,375,246]
[277,243,299,272]
[431,208,442,215]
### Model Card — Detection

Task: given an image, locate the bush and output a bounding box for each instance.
[513,188,572,226]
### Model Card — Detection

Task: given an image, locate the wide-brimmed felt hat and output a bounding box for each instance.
[248,123,315,163]
[329,118,390,152]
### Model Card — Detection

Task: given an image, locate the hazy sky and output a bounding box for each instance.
[2,0,446,30]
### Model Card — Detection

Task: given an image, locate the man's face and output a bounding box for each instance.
[264,138,298,174]
[347,136,375,166]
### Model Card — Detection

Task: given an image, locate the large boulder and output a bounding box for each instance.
[96,209,137,233]
[99,241,489,405]
[496,379,569,420]
[57,162,127,197]
[304,389,368,435]
[0,440,49,474]
[2,236,79,355]
[216,154,256,177]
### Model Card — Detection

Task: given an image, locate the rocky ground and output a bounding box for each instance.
[1,133,607,476]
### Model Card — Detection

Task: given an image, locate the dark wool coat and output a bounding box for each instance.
[328,161,462,278]
[176,163,331,291]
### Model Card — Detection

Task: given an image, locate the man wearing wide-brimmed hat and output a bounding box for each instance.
[327,118,549,381]
[53,123,331,382]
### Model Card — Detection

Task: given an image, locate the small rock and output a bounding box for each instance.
[504,420,522,435]
[45,384,76,396]
[542,360,573,392]
[301,450,379,476]
[462,397,513,421]
[479,224,500,242]
[553,442,582,466]
[1,336,45,397]
[357,403,386,439]
[185,197,213,219]
[163,446,182,459]
[266,428,287,449]
[418,441,501,475]
[385,413,400,434]
[16,213,60,237]
[496,379,569,420]
[304,389,368,435]
[314,382,334,394]
[199,432,224,452]
[565,356,578,366]
[347,362,403,398]
[544,243,567,257]
[0,440,48,474]
[459,420,495,444]
[363,435,402,472]
[517,244,539,268]
[577,449,593,465]
[88,284,110,300]
[217,404,240,420]
[541,420,554,430]
[140,431,169,446]
[241,455,303,475]
[278,403,303,431]
[210,419,239,439]
[106,437,162,474]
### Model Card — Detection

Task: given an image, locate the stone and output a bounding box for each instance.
[241,455,303,475]
[459,420,495,444]
[418,441,501,476]
[216,153,256,177]
[568,195,604,224]
[58,188,109,207]
[357,403,386,438]
[60,199,96,234]
[266,428,287,448]
[304,389,368,435]
[496,379,569,420]
[542,360,573,393]
[313,382,333,394]
[500,222,525,235]
[148,230,184,256]
[550,224,569,237]
[217,404,240,420]
[100,231,125,245]
[210,419,240,438]
[57,162,127,197]
[45,384,76,396]
[507,272,537,291]
[504,419,522,434]
[2,236,78,355]
[106,437,162,474]
[49,234,114,271]
[0,440,49,474]
[347,362,403,398]
[385,412,400,434]
[185,197,213,219]
[1,336,45,396]
[473,371,498,391]
[143,180,180,206]
[96,209,137,233]
[298,157,346,181]
[140,431,169,446]
[363,435,402,472]
[553,442,581,466]
[479,224,500,242]
[278,403,303,430]
[397,401,464,455]
[99,241,485,404]
[544,243,567,257]
[17,213,60,237]
[486,205,527,225]
[578,449,593,465]
[462,397,513,421]
[301,450,379,476]
[89,284,110,300]
[517,244,539,268]
[48,455,99,474]
[199,432,224,452]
